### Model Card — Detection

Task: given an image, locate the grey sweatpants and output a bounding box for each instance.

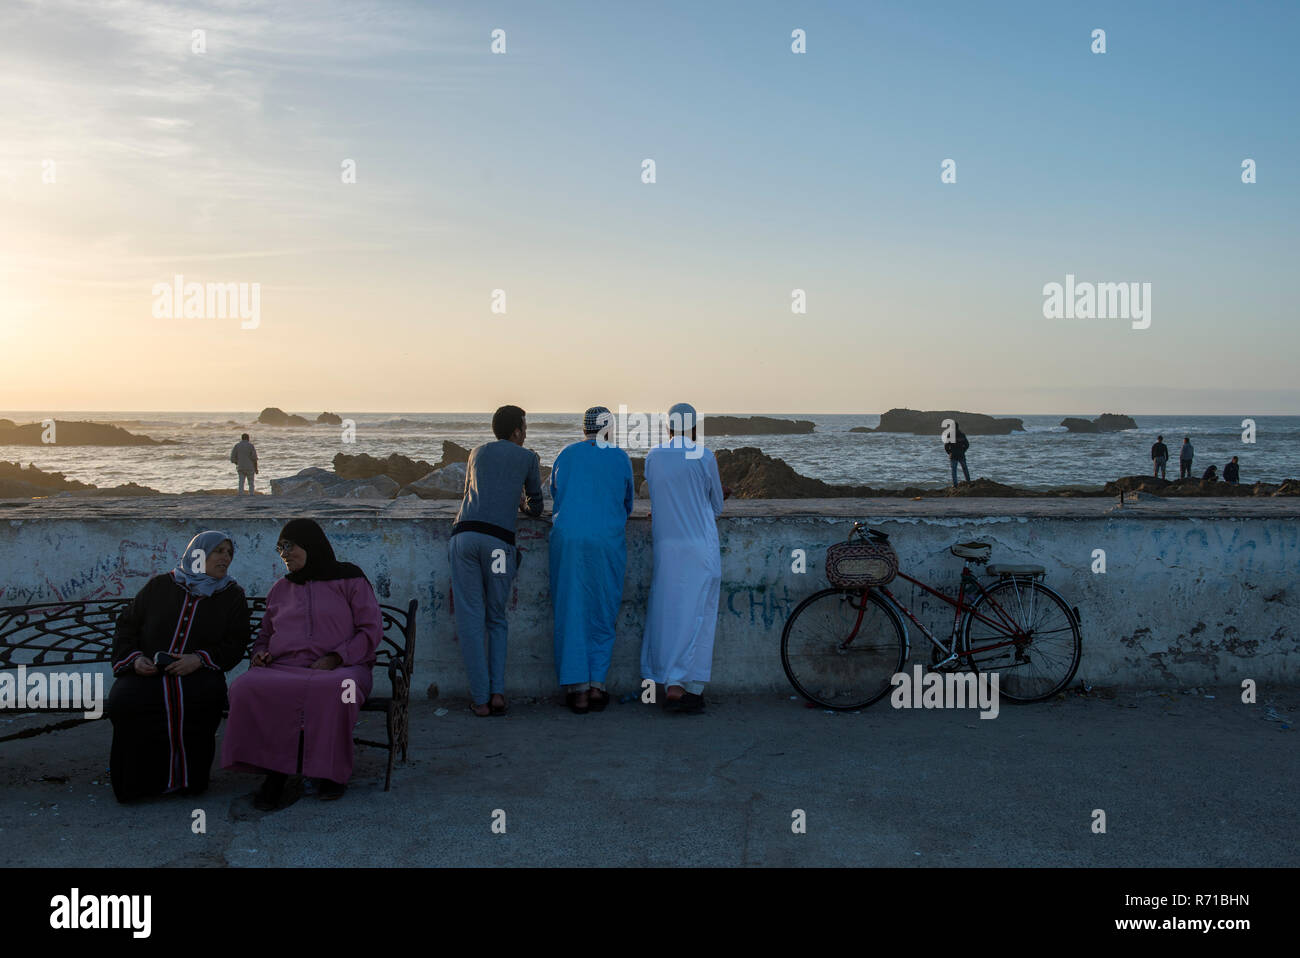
[449,530,517,704]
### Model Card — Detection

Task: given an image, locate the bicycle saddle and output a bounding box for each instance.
[950,541,992,562]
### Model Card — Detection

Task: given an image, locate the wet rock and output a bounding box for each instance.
[316,411,343,425]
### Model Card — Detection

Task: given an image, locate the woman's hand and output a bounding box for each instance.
[250,651,273,667]
[310,652,343,670]
[165,653,203,677]
[132,656,159,676]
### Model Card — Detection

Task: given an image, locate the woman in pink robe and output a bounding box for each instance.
[222,518,382,808]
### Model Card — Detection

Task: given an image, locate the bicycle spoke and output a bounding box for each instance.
[781,589,906,710]
[962,579,1081,702]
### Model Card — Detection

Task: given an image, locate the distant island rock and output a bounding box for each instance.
[257,407,311,427]
[316,412,343,425]
[705,416,815,435]
[864,408,1024,435]
[0,461,162,498]
[1061,413,1138,433]
[0,420,175,446]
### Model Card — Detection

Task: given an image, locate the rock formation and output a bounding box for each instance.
[257,407,311,426]
[864,409,1024,435]
[1061,413,1138,433]
[316,412,343,425]
[705,416,815,435]
[0,420,175,446]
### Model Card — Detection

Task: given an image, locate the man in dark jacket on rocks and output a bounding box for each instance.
[1224,456,1240,484]
[1151,436,1169,479]
[945,424,971,486]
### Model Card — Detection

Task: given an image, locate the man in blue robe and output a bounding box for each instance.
[548,406,635,713]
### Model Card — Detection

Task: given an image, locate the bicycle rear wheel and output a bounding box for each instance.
[961,578,1081,702]
[781,588,907,710]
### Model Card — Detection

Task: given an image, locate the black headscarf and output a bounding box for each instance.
[279,518,368,584]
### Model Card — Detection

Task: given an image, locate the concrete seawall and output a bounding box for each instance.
[1,497,1296,696]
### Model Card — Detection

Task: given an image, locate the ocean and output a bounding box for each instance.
[2,411,1295,495]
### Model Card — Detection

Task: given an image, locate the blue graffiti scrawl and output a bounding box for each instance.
[725,583,796,630]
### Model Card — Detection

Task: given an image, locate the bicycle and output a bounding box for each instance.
[781,522,1083,710]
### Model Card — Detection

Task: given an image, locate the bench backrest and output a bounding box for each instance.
[0,597,418,682]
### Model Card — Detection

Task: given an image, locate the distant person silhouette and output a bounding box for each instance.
[1150,435,1169,479]
[1224,456,1240,485]
[230,433,258,495]
[1179,437,1194,479]
[944,423,971,486]
[1201,463,1218,482]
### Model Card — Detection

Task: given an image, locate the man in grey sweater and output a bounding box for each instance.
[230,433,258,495]
[449,405,544,716]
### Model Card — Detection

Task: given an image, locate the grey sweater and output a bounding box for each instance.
[453,440,543,536]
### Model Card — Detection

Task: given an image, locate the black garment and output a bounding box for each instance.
[1202,465,1218,481]
[944,431,970,457]
[1224,461,1240,484]
[108,574,250,802]
[1151,441,1169,461]
[279,518,367,584]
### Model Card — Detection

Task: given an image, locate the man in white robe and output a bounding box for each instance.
[640,403,725,713]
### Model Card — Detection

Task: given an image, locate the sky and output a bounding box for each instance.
[1,0,1297,415]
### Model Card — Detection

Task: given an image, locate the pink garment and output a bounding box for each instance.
[221,575,382,783]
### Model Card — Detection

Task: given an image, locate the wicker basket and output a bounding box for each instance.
[826,536,898,588]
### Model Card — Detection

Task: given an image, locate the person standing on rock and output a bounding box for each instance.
[944,423,971,486]
[1224,456,1240,485]
[449,405,544,717]
[230,433,258,495]
[641,403,725,714]
[549,406,634,714]
[1150,435,1169,479]
[1179,437,1195,480]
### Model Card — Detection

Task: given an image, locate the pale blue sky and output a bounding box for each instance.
[1,0,1296,414]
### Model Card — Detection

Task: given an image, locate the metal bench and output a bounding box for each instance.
[0,595,417,791]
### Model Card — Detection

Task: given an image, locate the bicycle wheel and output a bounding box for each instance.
[961,578,1081,702]
[781,588,907,710]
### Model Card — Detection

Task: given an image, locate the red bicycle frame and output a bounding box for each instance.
[839,561,1030,660]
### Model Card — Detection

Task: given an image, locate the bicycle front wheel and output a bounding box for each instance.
[961,578,1081,702]
[781,588,907,710]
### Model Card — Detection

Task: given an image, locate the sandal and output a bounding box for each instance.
[565,691,590,714]
[470,702,491,717]
[587,688,610,712]
[489,695,508,716]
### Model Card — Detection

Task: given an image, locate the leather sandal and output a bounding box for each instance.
[587,688,610,712]
[565,691,590,714]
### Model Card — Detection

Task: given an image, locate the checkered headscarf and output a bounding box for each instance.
[583,406,612,436]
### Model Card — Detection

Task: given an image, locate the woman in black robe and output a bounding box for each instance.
[108,530,251,802]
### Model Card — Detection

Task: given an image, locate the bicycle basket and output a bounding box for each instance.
[825,534,898,588]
